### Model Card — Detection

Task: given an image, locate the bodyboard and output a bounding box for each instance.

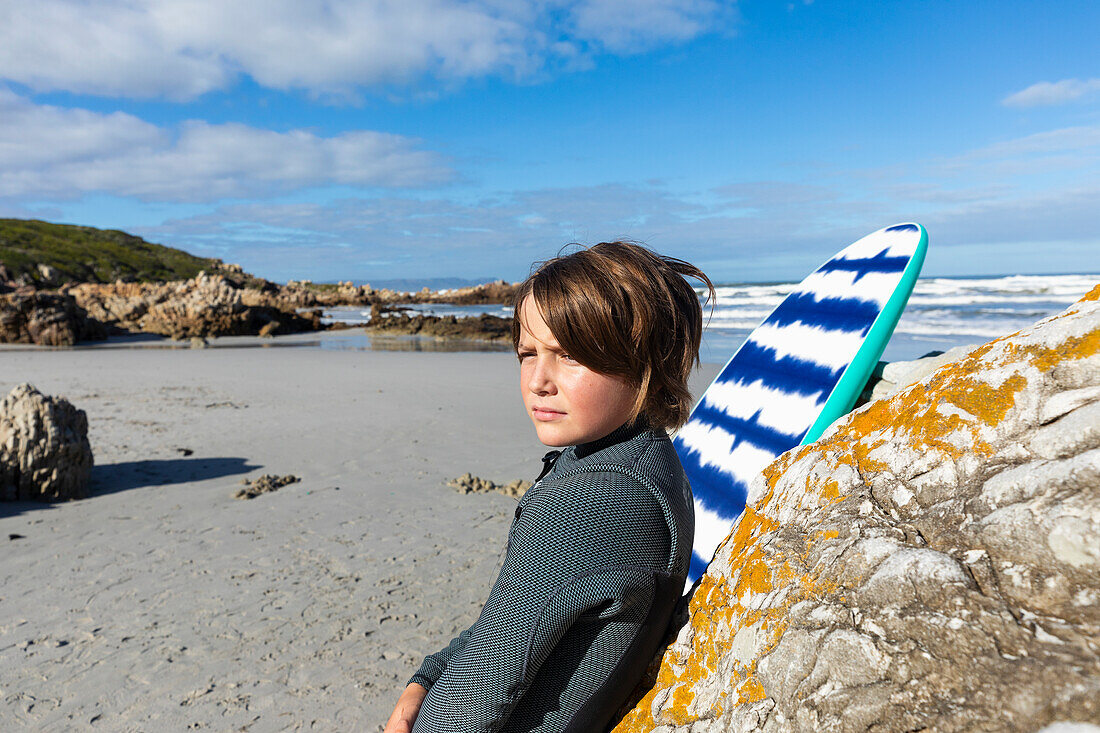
[674,223,928,586]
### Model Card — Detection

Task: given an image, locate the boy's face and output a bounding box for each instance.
[517,297,638,447]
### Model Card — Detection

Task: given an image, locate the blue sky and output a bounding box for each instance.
[1,0,1098,284]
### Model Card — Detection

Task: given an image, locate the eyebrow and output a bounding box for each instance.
[517,335,562,353]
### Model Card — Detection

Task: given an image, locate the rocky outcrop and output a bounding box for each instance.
[66,273,322,339]
[3,249,517,342]
[1,271,512,343]
[280,279,520,308]
[433,280,519,306]
[366,308,511,342]
[0,292,107,345]
[0,263,16,293]
[0,384,93,501]
[613,285,1100,732]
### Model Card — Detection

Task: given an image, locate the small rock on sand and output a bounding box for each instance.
[447,473,532,498]
[0,383,93,501]
[234,474,301,499]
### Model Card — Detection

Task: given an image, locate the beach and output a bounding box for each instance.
[2,275,1095,730]
[0,336,718,730]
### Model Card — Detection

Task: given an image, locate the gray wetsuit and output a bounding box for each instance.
[409,421,694,732]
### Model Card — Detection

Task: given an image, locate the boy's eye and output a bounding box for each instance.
[560,353,577,363]
[517,351,534,360]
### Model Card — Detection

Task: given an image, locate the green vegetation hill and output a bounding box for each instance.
[0,218,221,285]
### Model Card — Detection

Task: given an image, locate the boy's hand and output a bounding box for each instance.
[383,683,427,733]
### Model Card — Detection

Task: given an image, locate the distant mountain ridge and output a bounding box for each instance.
[0,218,219,286]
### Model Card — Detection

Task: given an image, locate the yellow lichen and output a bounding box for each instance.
[611,487,840,730]
[1021,328,1100,371]
[738,675,767,704]
[942,373,1028,428]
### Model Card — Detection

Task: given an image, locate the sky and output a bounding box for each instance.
[1,0,1098,285]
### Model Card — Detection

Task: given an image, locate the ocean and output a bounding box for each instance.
[318,273,1099,365]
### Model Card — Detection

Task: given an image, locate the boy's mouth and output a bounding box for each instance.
[532,406,565,420]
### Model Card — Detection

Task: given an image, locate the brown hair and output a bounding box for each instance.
[512,241,714,431]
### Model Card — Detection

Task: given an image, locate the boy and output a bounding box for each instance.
[385,241,713,732]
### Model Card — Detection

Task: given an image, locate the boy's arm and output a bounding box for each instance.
[407,622,476,690]
[411,472,669,732]
[383,683,427,733]
[395,624,478,731]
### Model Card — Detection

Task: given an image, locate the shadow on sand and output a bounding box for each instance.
[0,456,259,519]
[91,456,260,495]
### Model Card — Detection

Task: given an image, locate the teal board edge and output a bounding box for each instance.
[800,224,929,445]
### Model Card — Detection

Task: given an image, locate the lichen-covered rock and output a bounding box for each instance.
[0,292,107,345]
[859,343,980,406]
[612,284,1100,732]
[0,384,93,501]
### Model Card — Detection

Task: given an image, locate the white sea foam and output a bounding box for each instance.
[698,273,1097,353]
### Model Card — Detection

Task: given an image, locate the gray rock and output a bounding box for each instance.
[0,384,93,501]
[36,263,61,287]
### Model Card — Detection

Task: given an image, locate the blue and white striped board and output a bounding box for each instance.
[675,223,928,586]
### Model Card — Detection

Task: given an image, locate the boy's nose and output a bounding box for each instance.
[528,360,556,394]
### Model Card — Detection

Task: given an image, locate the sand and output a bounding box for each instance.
[0,336,720,731]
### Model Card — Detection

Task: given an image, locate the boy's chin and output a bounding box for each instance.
[534,432,571,448]
[531,423,574,448]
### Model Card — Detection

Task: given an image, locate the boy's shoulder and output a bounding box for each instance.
[540,428,682,501]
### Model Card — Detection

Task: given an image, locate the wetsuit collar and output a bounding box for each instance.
[572,419,650,459]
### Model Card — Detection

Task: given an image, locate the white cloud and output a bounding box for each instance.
[1002,78,1100,108]
[917,184,1100,245]
[132,118,1100,283]
[0,202,65,221]
[133,181,870,282]
[712,181,838,208]
[0,89,452,201]
[568,0,733,53]
[919,125,1100,185]
[0,0,733,99]
[964,125,1100,157]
